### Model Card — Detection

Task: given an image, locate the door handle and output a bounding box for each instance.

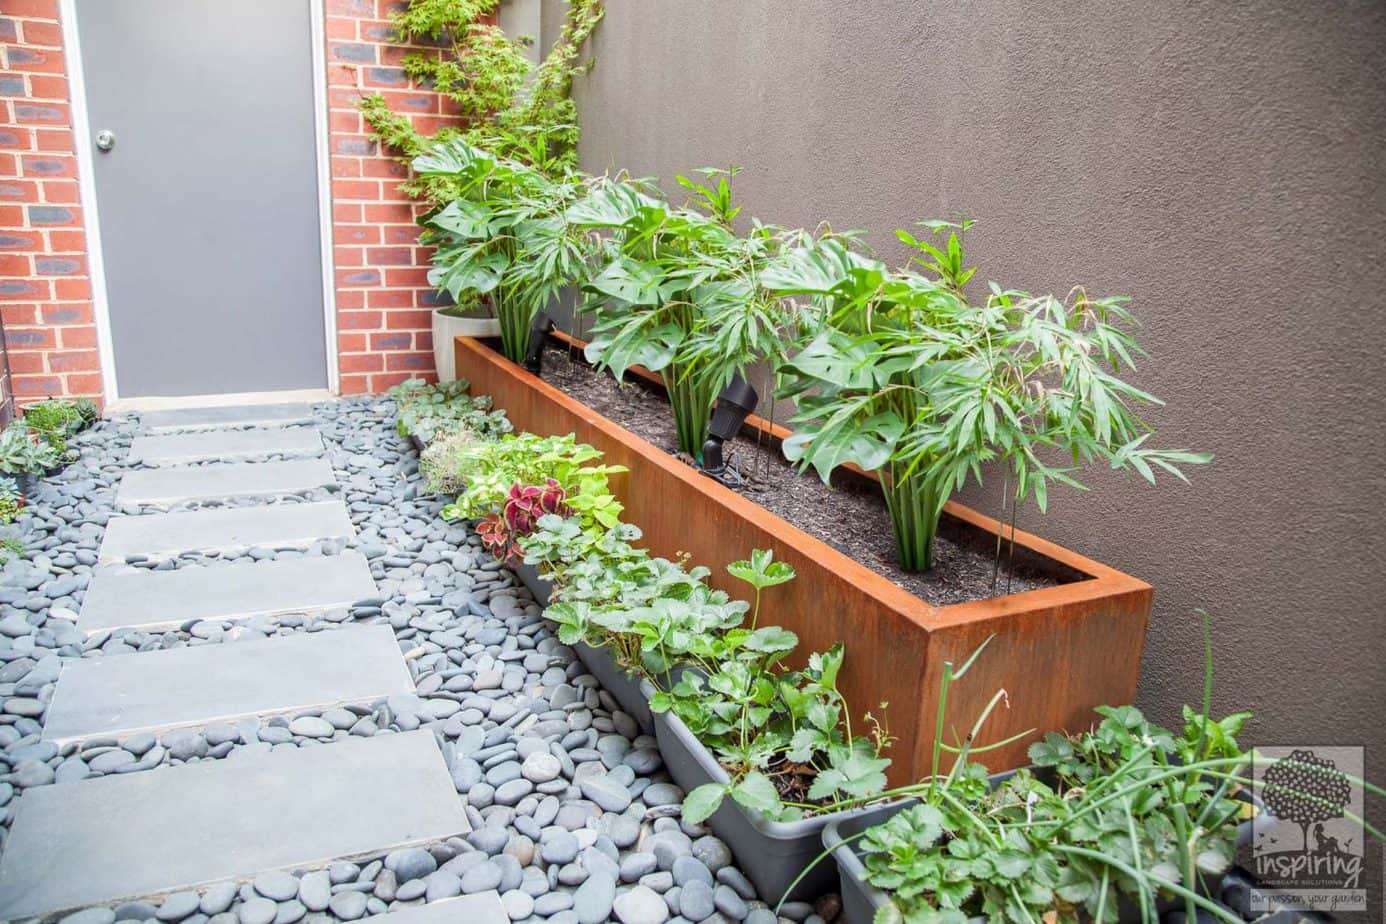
[95,130,115,152]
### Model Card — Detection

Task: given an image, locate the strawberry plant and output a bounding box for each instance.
[830,621,1384,924]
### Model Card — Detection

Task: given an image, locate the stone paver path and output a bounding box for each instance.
[128,428,325,465]
[42,625,414,744]
[139,402,315,433]
[77,551,378,634]
[0,731,469,919]
[0,396,784,924]
[115,458,337,506]
[98,500,354,562]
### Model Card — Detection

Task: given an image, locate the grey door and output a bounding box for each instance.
[76,0,328,398]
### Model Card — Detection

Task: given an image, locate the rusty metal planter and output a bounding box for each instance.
[455,336,1152,782]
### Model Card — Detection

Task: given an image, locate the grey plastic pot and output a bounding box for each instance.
[512,561,552,608]
[822,801,909,924]
[512,562,656,733]
[639,679,908,904]
[573,640,657,735]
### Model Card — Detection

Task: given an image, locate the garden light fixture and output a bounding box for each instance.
[700,375,758,486]
[523,311,555,375]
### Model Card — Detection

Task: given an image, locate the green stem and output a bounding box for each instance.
[882,461,942,571]
[665,359,717,459]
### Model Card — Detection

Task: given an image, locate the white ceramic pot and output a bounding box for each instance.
[432,310,501,383]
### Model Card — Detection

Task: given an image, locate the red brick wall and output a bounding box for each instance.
[0,0,102,407]
[0,0,456,405]
[326,0,456,395]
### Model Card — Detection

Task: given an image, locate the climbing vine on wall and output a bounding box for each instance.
[359,0,604,200]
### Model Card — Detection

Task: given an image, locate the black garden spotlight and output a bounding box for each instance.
[523,310,555,375]
[700,374,758,486]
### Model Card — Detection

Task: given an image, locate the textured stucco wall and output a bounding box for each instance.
[570,1,1386,768]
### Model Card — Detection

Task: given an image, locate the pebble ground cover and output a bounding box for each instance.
[0,397,829,924]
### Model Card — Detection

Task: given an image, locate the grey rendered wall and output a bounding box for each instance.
[568,3,1386,767]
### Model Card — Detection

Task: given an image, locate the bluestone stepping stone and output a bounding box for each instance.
[128,428,326,464]
[355,894,507,924]
[78,552,377,635]
[116,459,336,506]
[0,730,469,920]
[99,501,353,562]
[43,625,413,743]
[140,403,315,433]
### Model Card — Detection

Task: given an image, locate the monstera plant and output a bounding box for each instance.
[413,139,591,364]
[762,222,1210,571]
[567,171,788,459]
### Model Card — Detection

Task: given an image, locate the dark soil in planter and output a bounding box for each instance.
[540,344,1081,606]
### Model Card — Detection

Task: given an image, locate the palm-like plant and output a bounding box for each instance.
[567,171,787,459]
[413,139,591,363]
[764,223,1210,572]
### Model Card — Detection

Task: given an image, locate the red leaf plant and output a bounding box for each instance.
[480,479,573,565]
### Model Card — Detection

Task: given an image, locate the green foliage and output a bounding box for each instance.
[0,535,23,564]
[73,398,99,427]
[764,223,1210,571]
[359,0,604,197]
[419,425,485,495]
[23,399,85,455]
[414,140,592,362]
[860,702,1254,924]
[0,476,24,525]
[570,173,788,457]
[849,621,1383,924]
[440,432,625,538]
[518,509,891,823]
[403,25,529,123]
[388,377,512,445]
[0,422,61,475]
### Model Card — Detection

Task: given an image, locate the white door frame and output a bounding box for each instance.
[59,0,340,403]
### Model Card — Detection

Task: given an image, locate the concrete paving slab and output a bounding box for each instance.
[116,459,337,506]
[140,403,315,433]
[368,895,509,924]
[99,501,354,562]
[43,625,411,743]
[0,730,468,920]
[128,428,325,464]
[78,552,378,635]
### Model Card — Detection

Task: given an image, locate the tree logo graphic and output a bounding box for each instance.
[1251,745,1365,914]
[1261,748,1353,852]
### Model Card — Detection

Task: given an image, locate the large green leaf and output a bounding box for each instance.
[728,771,781,816]
[782,407,905,482]
[680,783,728,825]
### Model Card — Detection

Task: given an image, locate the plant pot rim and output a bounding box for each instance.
[433,305,496,319]
[639,678,909,839]
[462,334,1150,630]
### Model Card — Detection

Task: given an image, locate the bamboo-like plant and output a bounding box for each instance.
[567,171,787,459]
[763,222,1210,572]
[413,139,592,364]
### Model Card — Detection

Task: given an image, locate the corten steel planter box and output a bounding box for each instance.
[454,335,1153,783]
